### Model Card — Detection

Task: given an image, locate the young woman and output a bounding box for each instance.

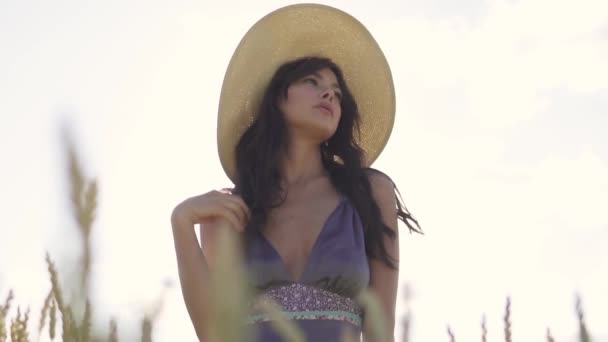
[171,4,422,342]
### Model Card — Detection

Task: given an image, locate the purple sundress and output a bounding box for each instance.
[243,193,370,341]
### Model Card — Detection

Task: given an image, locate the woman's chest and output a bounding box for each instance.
[260,194,342,281]
[264,196,339,251]
[245,193,370,293]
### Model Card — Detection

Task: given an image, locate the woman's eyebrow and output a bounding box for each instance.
[311,71,341,90]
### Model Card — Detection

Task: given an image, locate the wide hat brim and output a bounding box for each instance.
[217,3,395,183]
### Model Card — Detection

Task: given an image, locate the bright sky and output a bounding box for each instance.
[1,0,607,341]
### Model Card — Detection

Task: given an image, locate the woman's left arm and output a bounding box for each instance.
[362,172,399,342]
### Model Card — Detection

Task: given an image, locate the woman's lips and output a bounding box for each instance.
[315,105,333,116]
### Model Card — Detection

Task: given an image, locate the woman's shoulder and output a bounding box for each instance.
[360,167,397,207]
[362,167,395,188]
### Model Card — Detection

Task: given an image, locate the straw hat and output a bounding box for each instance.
[217,3,395,182]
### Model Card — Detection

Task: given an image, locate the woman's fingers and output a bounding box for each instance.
[218,204,244,232]
[206,193,246,232]
[219,190,249,215]
[227,197,250,225]
[185,189,250,233]
[217,192,250,227]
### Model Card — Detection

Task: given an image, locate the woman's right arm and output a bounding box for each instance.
[171,208,211,340]
[170,191,250,341]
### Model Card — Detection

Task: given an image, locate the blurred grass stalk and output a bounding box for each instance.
[205,226,251,342]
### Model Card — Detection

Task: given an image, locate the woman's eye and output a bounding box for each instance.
[305,78,317,85]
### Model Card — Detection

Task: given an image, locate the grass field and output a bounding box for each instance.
[0,132,596,342]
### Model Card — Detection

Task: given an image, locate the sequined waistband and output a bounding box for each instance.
[244,283,363,327]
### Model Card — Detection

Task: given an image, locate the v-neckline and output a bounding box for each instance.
[258,194,346,284]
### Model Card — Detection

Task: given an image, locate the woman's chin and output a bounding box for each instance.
[291,120,337,142]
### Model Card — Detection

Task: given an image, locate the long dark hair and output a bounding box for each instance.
[233,56,422,269]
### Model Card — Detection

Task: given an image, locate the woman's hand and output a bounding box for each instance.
[171,189,250,233]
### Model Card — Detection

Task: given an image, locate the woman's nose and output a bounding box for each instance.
[321,88,334,101]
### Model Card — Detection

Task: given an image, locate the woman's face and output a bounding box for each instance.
[278,68,343,142]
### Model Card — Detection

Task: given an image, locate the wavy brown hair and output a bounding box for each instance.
[233,56,422,269]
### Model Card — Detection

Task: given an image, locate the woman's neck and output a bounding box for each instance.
[279,138,327,187]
